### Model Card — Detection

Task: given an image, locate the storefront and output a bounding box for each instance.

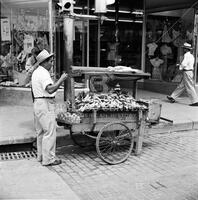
[144,0,198,93]
[0,0,143,88]
[0,0,198,93]
[0,0,53,86]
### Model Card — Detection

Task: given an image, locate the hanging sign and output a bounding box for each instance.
[1,18,11,41]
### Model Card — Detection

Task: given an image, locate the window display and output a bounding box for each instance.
[0,1,50,86]
[145,9,195,82]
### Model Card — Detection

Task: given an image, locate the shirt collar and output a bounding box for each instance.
[38,65,49,73]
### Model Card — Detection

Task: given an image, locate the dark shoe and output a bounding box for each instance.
[167,96,175,103]
[189,102,198,106]
[44,159,62,166]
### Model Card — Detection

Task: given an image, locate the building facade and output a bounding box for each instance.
[0,0,198,94]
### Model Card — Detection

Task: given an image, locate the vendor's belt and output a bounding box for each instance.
[183,69,193,71]
[34,97,55,99]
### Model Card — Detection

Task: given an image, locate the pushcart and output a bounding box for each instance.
[57,67,150,165]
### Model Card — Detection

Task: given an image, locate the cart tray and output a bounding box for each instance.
[71,110,147,133]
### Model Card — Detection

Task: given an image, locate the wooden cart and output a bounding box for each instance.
[57,67,150,165]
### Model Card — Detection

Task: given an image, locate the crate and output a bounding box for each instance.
[138,99,161,124]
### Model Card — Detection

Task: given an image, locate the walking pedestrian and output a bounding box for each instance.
[31,49,68,166]
[167,42,198,106]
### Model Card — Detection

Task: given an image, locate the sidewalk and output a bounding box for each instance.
[0,159,80,200]
[0,89,198,146]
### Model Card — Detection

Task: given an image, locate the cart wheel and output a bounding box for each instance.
[70,131,96,148]
[96,122,134,165]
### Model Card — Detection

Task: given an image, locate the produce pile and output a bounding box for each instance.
[56,101,81,124]
[57,111,81,124]
[56,91,148,124]
[75,91,148,112]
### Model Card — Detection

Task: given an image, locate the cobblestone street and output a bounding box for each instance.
[52,130,198,200]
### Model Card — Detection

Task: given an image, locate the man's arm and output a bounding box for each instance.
[46,73,68,94]
[179,54,187,70]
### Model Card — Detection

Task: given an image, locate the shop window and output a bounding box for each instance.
[99,20,142,68]
[0,0,50,87]
[145,8,195,82]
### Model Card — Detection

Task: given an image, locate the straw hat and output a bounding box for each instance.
[182,42,193,49]
[35,49,54,66]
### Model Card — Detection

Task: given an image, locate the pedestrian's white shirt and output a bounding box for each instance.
[32,66,56,98]
[180,51,194,70]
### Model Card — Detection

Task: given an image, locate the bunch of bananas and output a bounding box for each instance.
[75,91,148,112]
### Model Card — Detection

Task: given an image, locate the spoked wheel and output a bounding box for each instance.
[96,122,134,165]
[70,131,96,148]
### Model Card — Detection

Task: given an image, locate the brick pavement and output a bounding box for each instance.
[50,130,198,200]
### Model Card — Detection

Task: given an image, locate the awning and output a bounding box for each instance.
[74,0,198,14]
[145,0,198,13]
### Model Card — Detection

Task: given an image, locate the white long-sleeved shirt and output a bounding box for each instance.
[179,51,194,70]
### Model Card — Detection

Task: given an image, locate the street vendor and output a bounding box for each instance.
[31,49,68,166]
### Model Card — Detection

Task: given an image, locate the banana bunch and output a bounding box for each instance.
[75,91,148,112]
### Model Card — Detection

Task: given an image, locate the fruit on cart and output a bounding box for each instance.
[56,111,81,124]
[75,91,148,112]
[55,101,71,114]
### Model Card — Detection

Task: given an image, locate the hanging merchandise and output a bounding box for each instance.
[186,30,193,42]
[162,25,172,43]
[150,57,164,80]
[147,42,158,57]
[172,29,181,47]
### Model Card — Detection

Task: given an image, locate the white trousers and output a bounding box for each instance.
[171,71,198,104]
[33,98,57,165]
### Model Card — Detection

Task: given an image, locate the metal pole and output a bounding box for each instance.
[97,16,101,67]
[87,0,90,67]
[49,0,54,74]
[49,0,53,54]
[115,0,120,66]
[141,0,146,72]
[63,13,74,105]
[82,6,85,66]
[194,11,198,84]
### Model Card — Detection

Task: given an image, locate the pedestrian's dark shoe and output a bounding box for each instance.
[189,102,198,106]
[167,96,175,103]
[44,159,62,166]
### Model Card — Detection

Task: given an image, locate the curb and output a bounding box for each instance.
[1,121,198,146]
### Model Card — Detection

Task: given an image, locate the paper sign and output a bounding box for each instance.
[1,18,11,41]
[23,34,34,54]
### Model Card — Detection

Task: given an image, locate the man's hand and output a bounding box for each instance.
[60,72,68,82]
[46,72,68,94]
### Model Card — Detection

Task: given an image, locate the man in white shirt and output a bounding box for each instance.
[32,49,68,166]
[167,42,198,106]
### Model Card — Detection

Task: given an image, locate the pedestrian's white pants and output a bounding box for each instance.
[33,98,57,165]
[171,71,198,104]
